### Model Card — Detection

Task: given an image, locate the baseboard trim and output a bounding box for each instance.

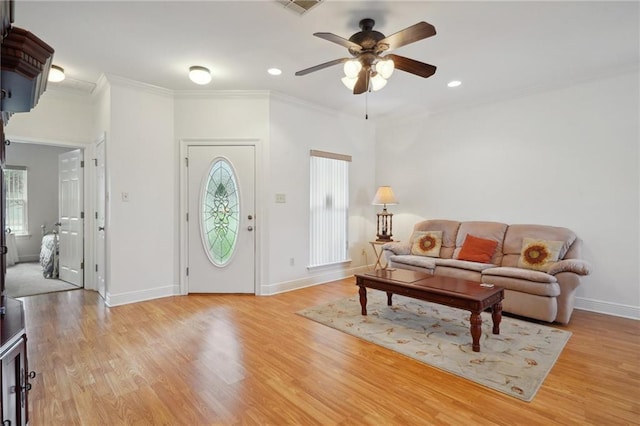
[105,284,178,307]
[261,265,371,295]
[575,297,640,320]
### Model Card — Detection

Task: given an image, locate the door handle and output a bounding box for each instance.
[247,226,253,231]
[98,226,105,231]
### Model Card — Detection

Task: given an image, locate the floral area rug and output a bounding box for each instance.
[297,291,571,402]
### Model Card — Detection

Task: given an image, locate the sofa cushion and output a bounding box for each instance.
[456,234,499,264]
[482,266,557,283]
[482,275,561,298]
[435,258,497,272]
[501,224,576,267]
[517,238,563,272]
[389,255,436,270]
[410,231,442,257]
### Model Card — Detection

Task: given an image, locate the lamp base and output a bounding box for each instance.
[376,234,393,242]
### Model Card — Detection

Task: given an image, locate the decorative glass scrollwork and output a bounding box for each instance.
[201,158,240,266]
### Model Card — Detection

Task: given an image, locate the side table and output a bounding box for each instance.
[369,240,397,270]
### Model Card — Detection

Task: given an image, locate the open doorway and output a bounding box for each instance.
[4,141,84,297]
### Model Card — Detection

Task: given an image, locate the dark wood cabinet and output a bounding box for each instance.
[1,298,29,426]
[0,1,48,420]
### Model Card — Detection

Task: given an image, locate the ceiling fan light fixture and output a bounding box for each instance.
[341,75,358,90]
[189,66,212,85]
[343,59,362,78]
[370,73,388,91]
[48,65,65,82]
[376,58,394,79]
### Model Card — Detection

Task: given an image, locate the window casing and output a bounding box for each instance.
[4,166,28,235]
[309,150,351,267]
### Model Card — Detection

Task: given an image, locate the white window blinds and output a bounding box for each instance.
[4,166,28,235]
[309,150,351,267]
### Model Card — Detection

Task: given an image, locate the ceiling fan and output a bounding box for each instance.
[295,18,437,95]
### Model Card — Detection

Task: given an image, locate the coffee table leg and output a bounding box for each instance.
[358,285,367,315]
[491,302,502,335]
[386,292,393,306]
[470,312,482,352]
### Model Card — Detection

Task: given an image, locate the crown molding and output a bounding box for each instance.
[101,73,173,97]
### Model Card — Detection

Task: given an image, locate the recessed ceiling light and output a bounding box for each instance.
[189,66,211,85]
[268,68,282,76]
[447,80,462,88]
[48,65,65,82]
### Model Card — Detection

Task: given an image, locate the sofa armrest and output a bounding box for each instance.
[382,241,411,255]
[547,259,592,276]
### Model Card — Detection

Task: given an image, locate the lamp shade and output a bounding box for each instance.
[372,186,398,206]
[370,73,387,91]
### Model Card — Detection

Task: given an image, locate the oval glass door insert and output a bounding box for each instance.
[200,157,240,266]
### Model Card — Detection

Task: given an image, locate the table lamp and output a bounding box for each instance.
[372,186,398,241]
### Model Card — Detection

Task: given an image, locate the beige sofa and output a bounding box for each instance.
[382,220,591,324]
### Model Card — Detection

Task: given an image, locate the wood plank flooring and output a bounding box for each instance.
[19,278,640,425]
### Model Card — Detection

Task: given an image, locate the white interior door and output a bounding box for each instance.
[58,149,84,286]
[187,145,255,293]
[94,140,106,298]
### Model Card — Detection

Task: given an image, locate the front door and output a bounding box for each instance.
[187,145,255,293]
[58,149,84,287]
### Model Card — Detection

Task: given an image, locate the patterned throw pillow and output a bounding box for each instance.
[410,231,443,258]
[517,238,563,272]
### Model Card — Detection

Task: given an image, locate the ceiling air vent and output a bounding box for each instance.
[275,0,323,16]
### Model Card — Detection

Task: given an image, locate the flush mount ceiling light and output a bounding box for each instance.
[267,68,282,76]
[48,64,65,82]
[189,66,211,85]
[447,80,462,88]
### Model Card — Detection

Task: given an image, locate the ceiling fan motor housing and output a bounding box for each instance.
[349,18,385,51]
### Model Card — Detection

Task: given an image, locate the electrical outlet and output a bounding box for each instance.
[361,248,366,256]
[289,257,295,266]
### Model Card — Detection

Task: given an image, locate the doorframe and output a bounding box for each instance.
[93,132,107,300]
[4,135,96,291]
[179,138,263,296]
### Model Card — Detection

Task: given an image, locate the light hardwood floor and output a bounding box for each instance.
[20,278,639,425]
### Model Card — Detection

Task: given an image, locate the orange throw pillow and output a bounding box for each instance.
[457,234,498,264]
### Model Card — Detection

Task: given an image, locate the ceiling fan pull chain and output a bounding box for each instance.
[365,91,369,120]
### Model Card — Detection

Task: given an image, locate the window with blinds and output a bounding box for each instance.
[309,150,351,267]
[4,166,28,235]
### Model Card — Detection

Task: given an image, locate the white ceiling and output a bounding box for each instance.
[12,1,640,119]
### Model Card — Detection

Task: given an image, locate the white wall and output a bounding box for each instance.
[375,70,640,319]
[105,78,175,305]
[4,89,95,144]
[5,143,75,260]
[174,92,270,293]
[267,95,376,293]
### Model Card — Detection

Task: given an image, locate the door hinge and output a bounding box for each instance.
[95,264,98,272]
[185,157,188,167]
[81,211,84,219]
[81,261,84,270]
[186,212,189,222]
[81,160,85,168]
[95,212,98,219]
[186,267,189,277]
[94,158,98,166]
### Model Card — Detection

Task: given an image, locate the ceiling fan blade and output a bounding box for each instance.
[353,67,370,95]
[314,32,362,52]
[378,22,436,52]
[386,54,437,78]
[295,58,349,76]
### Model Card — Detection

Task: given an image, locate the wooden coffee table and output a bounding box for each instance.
[355,269,504,352]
